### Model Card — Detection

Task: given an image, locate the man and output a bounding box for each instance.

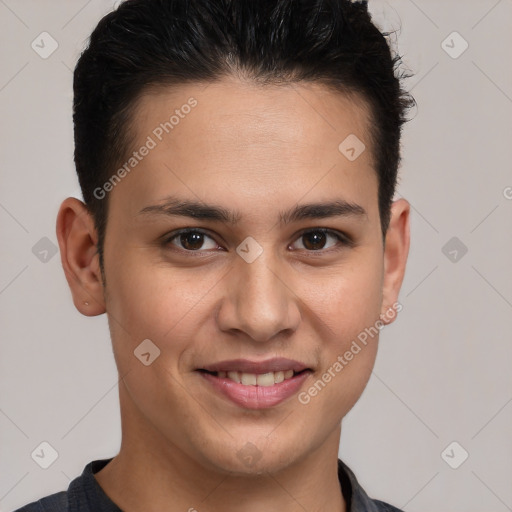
[16,0,413,510]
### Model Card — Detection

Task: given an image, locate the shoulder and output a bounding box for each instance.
[372,499,405,512]
[338,458,405,512]
[11,458,116,512]
[12,490,68,511]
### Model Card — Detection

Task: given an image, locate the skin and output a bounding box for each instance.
[56,76,410,512]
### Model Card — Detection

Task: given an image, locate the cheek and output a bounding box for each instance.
[103,248,232,383]
[104,256,203,411]
[305,254,383,412]
[106,250,201,334]
[310,250,384,338]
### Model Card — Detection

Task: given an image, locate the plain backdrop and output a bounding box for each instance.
[1,1,511,511]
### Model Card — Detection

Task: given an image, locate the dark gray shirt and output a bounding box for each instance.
[14,458,404,512]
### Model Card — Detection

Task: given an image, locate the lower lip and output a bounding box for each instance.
[198,371,311,409]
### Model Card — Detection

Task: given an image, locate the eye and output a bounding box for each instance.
[290,228,352,252]
[165,229,219,252]
[163,227,352,254]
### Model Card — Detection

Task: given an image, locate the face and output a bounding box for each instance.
[59,76,409,476]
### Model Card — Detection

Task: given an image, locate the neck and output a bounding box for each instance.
[94,382,346,512]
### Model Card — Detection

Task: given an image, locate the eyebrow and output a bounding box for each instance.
[138,195,367,225]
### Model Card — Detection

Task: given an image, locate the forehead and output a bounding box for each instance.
[133,77,373,159]
[110,77,378,222]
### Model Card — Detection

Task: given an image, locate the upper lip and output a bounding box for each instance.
[199,358,311,374]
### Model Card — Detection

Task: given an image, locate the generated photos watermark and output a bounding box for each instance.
[298,301,403,405]
[93,97,198,200]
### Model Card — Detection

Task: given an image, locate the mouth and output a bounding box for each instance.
[195,358,313,409]
[197,368,310,386]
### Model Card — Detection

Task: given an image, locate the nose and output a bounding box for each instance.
[216,249,301,342]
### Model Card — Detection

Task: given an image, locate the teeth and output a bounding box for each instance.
[256,372,275,386]
[227,371,240,382]
[215,369,299,386]
[241,373,257,385]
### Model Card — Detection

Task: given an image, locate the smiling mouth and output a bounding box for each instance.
[197,369,310,386]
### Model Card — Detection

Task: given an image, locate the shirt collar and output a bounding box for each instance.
[69,457,384,512]
[337,458,387,512]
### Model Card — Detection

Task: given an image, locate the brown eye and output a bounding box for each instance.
[166,229,218,252]
[302,231,328,250]
[291,229,350,252]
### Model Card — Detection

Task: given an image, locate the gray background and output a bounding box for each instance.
[1,1,511,511]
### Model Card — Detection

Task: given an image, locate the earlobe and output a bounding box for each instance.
[380,198,410,325]
[56,197,106,316]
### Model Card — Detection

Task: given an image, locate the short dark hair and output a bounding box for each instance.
[73,0,415,280]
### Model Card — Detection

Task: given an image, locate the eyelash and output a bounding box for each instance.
[162,227,354,255]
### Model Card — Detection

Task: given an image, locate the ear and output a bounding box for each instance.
[56,197,106,316]
[380,198,410,325]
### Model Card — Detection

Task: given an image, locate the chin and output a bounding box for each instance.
[200,438,297,476]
